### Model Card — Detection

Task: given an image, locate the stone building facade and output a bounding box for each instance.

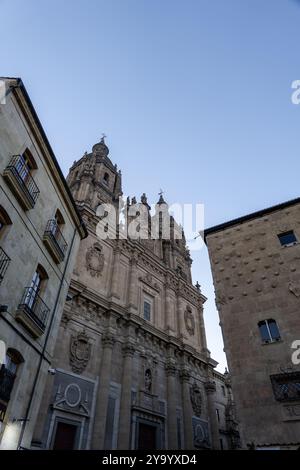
[34,138,239,450]
[0,78,87,449]
[205,198,300,449]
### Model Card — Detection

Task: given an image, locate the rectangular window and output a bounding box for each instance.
[221,385,226,397]
[143,300,151,321]
[216,408,220,422]
[258,319,280,343]
[220,438,224,450]
[16,153,31,182]
[278,231,297,246]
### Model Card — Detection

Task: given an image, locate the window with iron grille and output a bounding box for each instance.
[270,372,300,402]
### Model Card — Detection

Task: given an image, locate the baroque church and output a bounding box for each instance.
[32,138,239,450]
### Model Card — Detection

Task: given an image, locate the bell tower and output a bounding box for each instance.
[66,137,122,211]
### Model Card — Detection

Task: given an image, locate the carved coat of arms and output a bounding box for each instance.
[86,242,104,277]
[190,383,202,417]
[184,306,195,336]
[70,331,91,374]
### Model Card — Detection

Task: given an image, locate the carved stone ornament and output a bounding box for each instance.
[70,331,91,374]
[86,242,104,277]
[184,306,195,336]
[139,273,160,292]
[145,368,152,392]
[190,383,202,417]
[288,281,300,298]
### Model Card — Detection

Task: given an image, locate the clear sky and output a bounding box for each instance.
[2,0,300,371]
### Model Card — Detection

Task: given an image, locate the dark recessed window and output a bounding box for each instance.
[278,231,297,246]
[143,300,151,321]
[0,206,12,236]
[103,172,110,185]
[258,319,281,343]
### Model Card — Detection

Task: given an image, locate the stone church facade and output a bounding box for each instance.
[33,138,239,450]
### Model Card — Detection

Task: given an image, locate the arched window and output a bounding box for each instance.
[54,209,65,226]
[5,348,24,373]
[17,264,50,336]
[44,209,68,262]
[0,206,12,285]
[0,206,12,236]
[4,147,39,210]
[15,148,37,182]
[258,319,281,343]
[0,348,24,421]
[25,264,48,310]
[52,209,66,244]
[103,172,110,185]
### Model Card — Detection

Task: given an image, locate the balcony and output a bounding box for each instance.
[0,366,16,403]
[0,247,10,285]
[15,287,50,338]
[3,155,40,210]
[43,219,67,263]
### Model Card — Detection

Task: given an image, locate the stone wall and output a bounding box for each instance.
[206,201,300,447]
[0,80,83,449]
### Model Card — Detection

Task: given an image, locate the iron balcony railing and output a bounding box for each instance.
[44,219,68,256]
[18,287,50,331]
[0,366,16,403]
[5,155,40,205]
[0,247,10,285]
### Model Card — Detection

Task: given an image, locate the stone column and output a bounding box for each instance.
[128,256,138,313]
[180,368,194,449]
[205,380,220,449]
[117,342,135,449]
[165,360,178,449]
[110,246,121,300]
[92,333,115,449]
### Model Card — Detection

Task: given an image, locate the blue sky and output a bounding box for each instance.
[2,0,300,371]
